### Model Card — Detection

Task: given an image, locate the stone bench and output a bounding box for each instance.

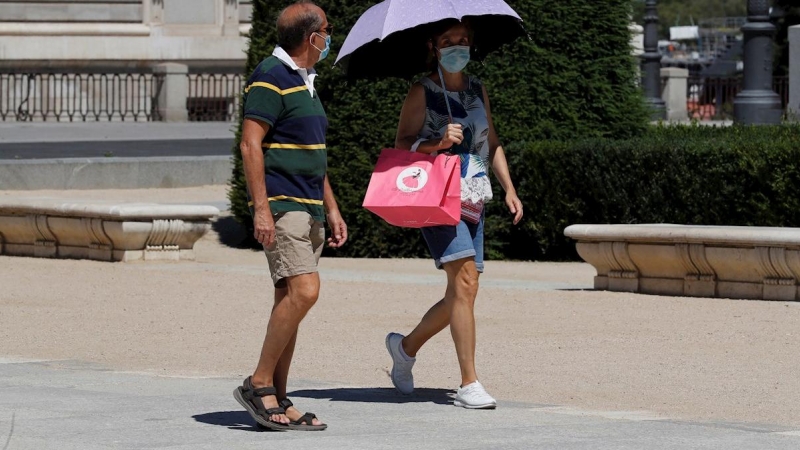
[0,198,219,262]
[564,224,800,301]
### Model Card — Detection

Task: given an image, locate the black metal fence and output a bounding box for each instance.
[0,73,164,122]
[687,76,791,121]
[186,73,243,122]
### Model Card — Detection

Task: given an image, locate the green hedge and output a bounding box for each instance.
[488,125,800,261]
[229,0,649,258]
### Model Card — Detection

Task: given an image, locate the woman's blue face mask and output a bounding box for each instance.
[438,45,470,73]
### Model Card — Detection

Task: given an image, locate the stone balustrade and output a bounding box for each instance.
[0,198,219,262]
[564,224,800,301]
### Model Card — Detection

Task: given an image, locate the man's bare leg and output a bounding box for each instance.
[250,272,320,424]
[271,285,323,426]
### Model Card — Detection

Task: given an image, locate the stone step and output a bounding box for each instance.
[0,156,232,190]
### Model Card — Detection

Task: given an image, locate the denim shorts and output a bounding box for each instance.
[420,215,485,273]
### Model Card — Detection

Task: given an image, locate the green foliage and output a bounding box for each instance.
[487,125,800,261]
[230,0,650,258]
[473,0,648,142]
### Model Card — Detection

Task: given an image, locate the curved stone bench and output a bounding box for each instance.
[564,224,800,301]
[0,198,219,262]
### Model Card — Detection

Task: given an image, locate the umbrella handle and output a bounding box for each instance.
[437,65,454,124]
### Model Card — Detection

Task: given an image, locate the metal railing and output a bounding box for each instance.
[186,73,243,122]
[773,76,790,111]
[0,73,164,122]
[686,76,791,121]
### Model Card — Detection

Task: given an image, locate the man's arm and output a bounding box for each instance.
[241,118,275,245]
[323,174,347,248]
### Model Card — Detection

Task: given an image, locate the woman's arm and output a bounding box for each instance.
[395,83,462,154]
[481,84,523,225]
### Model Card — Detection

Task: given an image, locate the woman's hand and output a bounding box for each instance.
[505,191,523,225]
[438,123,463,150]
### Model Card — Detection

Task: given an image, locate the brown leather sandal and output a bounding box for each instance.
[232,377,289,431]
[279,398,327,431]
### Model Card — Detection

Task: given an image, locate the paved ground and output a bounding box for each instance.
[2,186,800,449]
[0,123,233,159]
[2,359,800,450]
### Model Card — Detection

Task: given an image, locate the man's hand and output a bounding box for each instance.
[505,192,523,225]
[253,208,276,246]
[326,209,348,248]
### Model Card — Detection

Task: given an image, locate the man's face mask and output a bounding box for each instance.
[312,33,331,62]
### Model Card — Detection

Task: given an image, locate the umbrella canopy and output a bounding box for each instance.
[335,0,525,80]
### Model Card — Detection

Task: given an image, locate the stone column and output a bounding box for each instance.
[641,0,666,120]
[148,0,164,26]
[733,0,782,125]
[222,0,240,37]
[154,63,189,122]
[790,25,800,120]
[661,67,689,121]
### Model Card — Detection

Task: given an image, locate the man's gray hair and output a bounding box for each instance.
[277,1,323,51]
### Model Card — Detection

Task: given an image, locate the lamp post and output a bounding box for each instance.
[642,0,666,120]
[733,0,782,124]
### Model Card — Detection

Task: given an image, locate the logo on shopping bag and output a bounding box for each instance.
[396,167,428,193]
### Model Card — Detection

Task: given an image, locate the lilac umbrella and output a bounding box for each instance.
[335,0,525,80]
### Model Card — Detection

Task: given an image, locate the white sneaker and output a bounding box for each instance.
[454,381,497,409]
[385,332,415,394]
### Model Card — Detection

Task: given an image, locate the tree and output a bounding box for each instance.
[230,0,649,259]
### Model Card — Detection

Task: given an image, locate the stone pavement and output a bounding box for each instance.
[2,358,800,450]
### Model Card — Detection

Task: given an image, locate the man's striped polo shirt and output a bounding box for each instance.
[243,47,327,222]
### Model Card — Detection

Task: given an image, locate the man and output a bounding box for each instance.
[233,1,346,432]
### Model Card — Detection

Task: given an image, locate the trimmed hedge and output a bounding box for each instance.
[488,125,800,261]
[229,0,649,258]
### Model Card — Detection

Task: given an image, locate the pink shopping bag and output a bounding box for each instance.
[363,148,461,228]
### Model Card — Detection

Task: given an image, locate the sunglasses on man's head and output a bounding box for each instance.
[319,25,333,36]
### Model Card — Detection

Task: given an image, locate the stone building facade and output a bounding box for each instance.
[0,0,253,72]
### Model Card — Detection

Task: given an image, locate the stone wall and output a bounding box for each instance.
[0,0,143,23]
[0,0,253,71]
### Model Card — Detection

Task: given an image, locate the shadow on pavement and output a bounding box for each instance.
[192,410,275,432]
[288,387,453,405]
[211,215,261,250]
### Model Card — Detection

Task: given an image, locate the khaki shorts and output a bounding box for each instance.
[264,211,325,288]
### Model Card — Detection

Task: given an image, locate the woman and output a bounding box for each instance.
[386,19,523,409]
